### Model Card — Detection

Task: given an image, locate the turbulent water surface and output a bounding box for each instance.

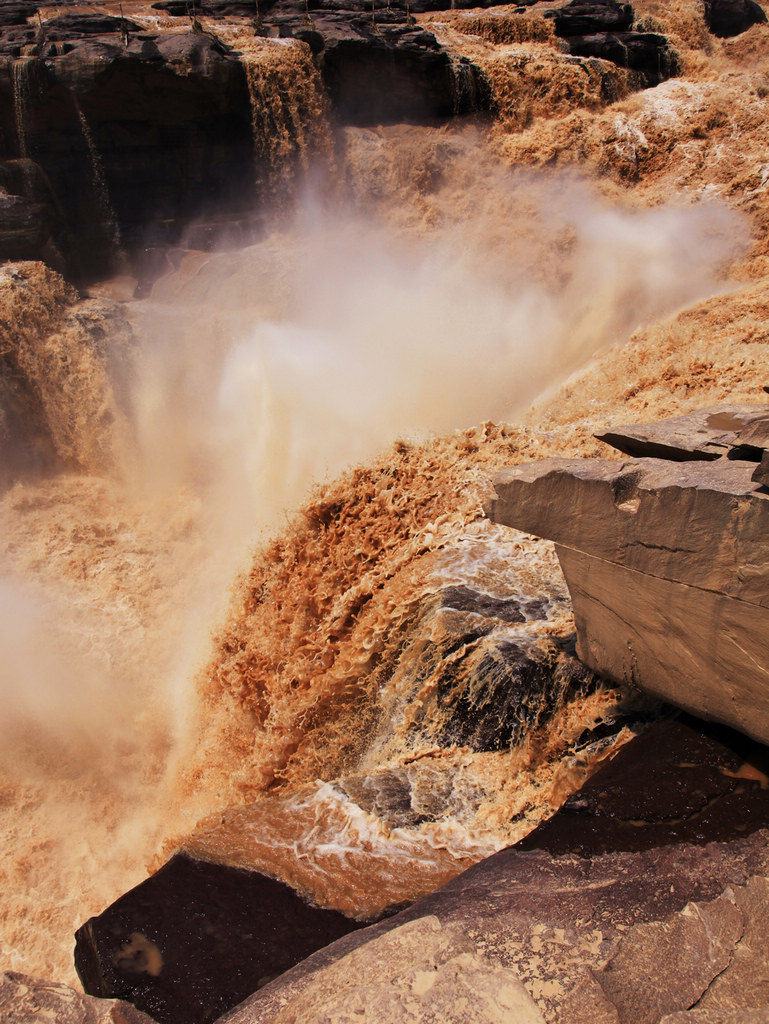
[1,1,768,992]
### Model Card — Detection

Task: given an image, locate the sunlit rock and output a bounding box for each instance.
[486,411,769,743]
[596,405,769,461]
[221,915,547,1024]
[0,970,155,1024]
[222,716,769,1024]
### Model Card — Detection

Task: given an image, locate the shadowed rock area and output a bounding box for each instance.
[74,854,364,1024]
[0,0,682,278]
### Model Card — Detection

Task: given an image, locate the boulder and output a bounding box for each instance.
[542,0,677,85]
[220,915,547,1024]
[219,836,769,1023]
[0,4,36,29]
[0,970,156,1024]
[545,0,635,36]
[704,0,768,37]
[74,853,363,1024]
[486,432,769,743]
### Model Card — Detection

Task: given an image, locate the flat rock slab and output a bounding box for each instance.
[74,853,363,1024]
[487,455,769,604]
[220,830,769,1024]
[595,404,769,461]
[486,450,769,741]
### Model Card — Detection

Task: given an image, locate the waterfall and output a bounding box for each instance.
[73,99,128,270]
[449,54,483,115]
[240,41,332,197]
[11,56,39,159]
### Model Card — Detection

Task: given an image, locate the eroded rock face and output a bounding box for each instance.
[486,406,769,743]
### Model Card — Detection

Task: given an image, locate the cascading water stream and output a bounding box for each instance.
[239,39,332,196]
[11,56,37,160]
[73,98,128,269]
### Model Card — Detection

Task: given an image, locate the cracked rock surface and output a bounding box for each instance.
[486,404,769,743]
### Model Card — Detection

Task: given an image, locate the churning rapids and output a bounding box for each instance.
[0,122,745,985]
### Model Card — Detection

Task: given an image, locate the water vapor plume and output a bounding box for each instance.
[0,139,750,985]
[129,166,746,547]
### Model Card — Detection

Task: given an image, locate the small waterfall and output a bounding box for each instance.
[449,54,483,115]
[241,41,332,198]
[73,99,128,270]
[11,56,41,159]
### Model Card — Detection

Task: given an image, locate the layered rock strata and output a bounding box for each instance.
[486,403,769,744]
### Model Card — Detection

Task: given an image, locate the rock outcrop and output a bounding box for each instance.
[704,0,768,37]
[486,404,769,745]
[216,713,769,1024]
[544,0,677,84]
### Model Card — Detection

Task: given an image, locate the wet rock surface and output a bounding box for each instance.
[211,709,769,1024]
[74,853,363,1024]
[544,0,676,83]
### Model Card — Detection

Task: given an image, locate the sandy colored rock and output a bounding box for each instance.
[245,916,546,1024]
[695,875,769,1012]
[0,971,156,1024]
[594,894,744,1024]
[660,1009,769,1022]
[220,831,769,1024]
[487,455,769,604]
[557,545,769,739]
[486,449,769,740]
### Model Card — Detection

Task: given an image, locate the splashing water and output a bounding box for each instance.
[0,135,748,984]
